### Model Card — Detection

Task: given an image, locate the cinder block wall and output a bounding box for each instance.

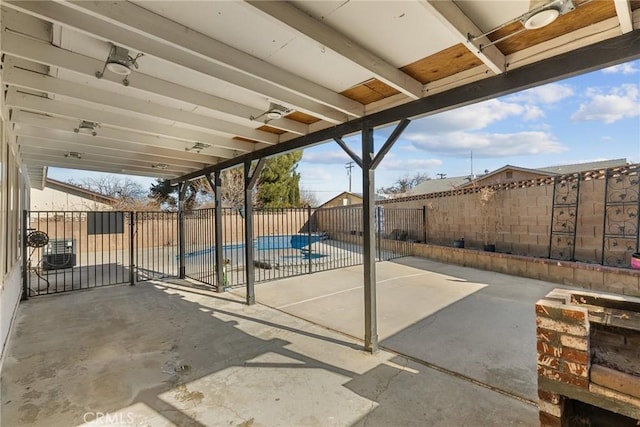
[377,171,637,264]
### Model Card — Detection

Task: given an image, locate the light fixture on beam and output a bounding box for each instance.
[470,0,575,51]
[64,152,83,160]
[95,44,144,86]
[523,8,560,30]
[74,120,99,136]
[250,103,291,123]
[152,163,169,170]
[185,142,211,153]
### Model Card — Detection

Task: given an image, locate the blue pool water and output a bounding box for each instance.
[184,234,326,258]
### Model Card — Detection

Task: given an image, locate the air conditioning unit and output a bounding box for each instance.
[42,239,76,270]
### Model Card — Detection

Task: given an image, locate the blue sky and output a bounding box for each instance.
[299,59,640,203]
[50,59,640,205]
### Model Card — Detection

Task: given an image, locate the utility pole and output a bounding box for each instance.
[345,161,354,192]
[436,173,447,179]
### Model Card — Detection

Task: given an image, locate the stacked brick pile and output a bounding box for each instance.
[535,289,590,427]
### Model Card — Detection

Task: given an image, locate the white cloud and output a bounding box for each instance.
[379,158,442,171]
[571,84,640,124]
[298,166,334,182]
[602,63,639,75]
[407,131,566,157]
[301,150,350,164]
[408,98,533,134]
[508,83,574,104]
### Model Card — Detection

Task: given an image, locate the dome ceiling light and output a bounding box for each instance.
[250,103,292,124]
[74,120,99,136]
[95,44,144,86]
[469,0,575,52]
[185,142,211,153]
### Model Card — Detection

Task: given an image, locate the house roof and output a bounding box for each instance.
[319,191,363,208]
[2,2,638,188]
[45,178,119,206]
[412,158,632,195]
[410,176,473,196]
[537,158,628,174]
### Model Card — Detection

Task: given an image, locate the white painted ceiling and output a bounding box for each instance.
[0,0,636,189]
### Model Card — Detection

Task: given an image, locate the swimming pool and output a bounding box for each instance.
[184,233,327,258]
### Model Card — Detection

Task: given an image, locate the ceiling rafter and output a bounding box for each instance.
[1,32,308,135]
[3,62,279,145]
[3,0,361,123]
[5,88,262,153]
[614,0,634,33]
[245,1,424,99]
[18,140,197,173]
[417,0,505,74]
[19,149,191,175]
[16,131,210,169]
[11,111,238,160]
[24,160,175,180]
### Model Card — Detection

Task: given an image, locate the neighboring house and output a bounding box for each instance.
[408,159,629,195]
[319,191,363,208]
[30,178,117,211]
[408,176,472,196]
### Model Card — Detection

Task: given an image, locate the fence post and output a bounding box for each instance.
[422,206,427,243]
[129,211,135,285]
[376,206,382,261]
[21,209,28,301]
[307,205,312,274]
[178,183,186,279]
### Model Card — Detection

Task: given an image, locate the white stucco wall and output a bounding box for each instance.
[30,187,113,211]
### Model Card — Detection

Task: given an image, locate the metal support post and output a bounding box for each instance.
[362,125,378,353]
[178,183,186,279]
[129,211,135,285]
[21,209,28,301]
[307,205,313,274]
[243,159,265,305]
[213,172,225,292]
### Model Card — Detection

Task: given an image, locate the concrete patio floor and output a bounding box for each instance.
[233,256,569,403]
[1,258,546,426]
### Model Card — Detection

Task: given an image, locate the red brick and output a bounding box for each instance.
[537,341,561,357]
[561,347,588,364]
[538,354,560,369]
[536,328,560,345]
[562,361,588,378]
[539,411,562,427]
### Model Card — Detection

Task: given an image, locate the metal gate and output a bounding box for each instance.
[23,210,179,296]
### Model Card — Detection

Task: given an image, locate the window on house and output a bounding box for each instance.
[506,171,513,179]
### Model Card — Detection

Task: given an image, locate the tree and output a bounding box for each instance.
[299,187,319,207]
[149,177,210,211]
[68,176,148,209]
[256,151,303,208]
[149,151,304,210]
[378,172,430,197]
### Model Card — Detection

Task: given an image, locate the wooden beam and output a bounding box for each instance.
[3,1,361,122]
[1,33,308,135]
[246,1,424,99]
[614,0,634,33]
[418,0,505,74]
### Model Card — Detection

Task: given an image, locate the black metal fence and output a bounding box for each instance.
[24,211,133,296]
[135,211,178,281]
[24,206,425,296]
